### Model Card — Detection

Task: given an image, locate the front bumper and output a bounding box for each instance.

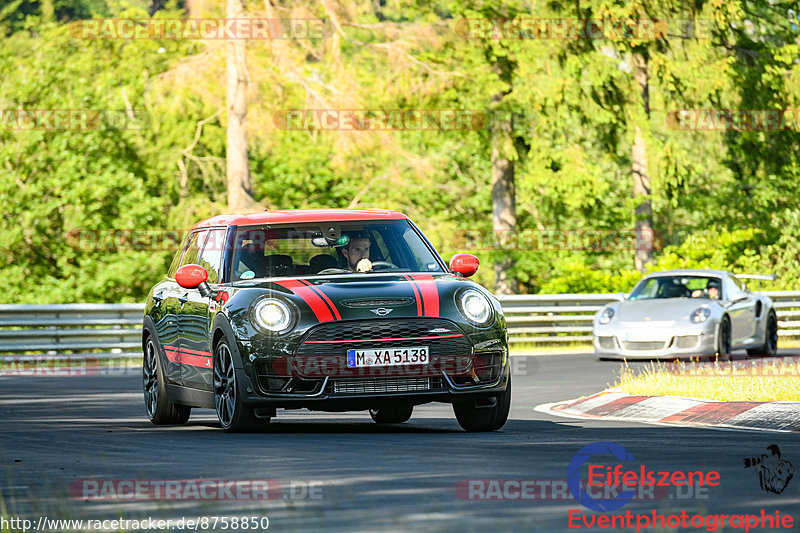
[593,324,718,359]
[235,364,510,410]
[237,317,509,408]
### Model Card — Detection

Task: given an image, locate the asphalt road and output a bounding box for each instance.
[1,353,799,532]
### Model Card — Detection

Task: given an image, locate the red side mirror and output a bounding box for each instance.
[176,264,208,289]
[449,253,480,278]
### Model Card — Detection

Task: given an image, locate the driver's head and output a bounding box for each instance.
[342,233,371,271]
[707,278,721,299]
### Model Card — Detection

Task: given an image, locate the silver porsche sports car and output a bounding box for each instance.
[593,269,778,359]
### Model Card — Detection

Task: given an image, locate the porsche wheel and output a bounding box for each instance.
[369,406,413,424]
[716,317,731,358]
[453,375,511,432]
[748,311,778,357]
[143,335,190,425]
[214,339,267,433]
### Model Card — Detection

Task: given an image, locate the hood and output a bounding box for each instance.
[227,272,493,323]
[617,298,712,324]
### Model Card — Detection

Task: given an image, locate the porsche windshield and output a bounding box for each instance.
[229,221,444,281]
[629,276,722,300]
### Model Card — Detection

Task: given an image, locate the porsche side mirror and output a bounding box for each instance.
[449,253,480,278]
[176,264,214,298]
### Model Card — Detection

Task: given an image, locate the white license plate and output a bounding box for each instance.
[346,346,429,368]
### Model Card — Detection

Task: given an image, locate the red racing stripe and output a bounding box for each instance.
[177,346,212,356]
[163,346,211,368]
[164,345,211,368]
[409,274,439,317]
[298,280,341,320]
[273,279,335,323]
[660,402,762,425]
[163,346,180,363]
[583,396,649,417]
[404,275,423,316]
[178,352,212,368]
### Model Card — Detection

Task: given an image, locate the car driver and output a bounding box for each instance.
[342,233,372,272]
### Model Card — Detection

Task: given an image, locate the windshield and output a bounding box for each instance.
[229,221,444,281]
[629,275,722,300]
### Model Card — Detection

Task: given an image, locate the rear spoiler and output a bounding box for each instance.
[737,274,778,281]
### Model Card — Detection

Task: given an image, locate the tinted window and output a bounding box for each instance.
[167,233,191,278]
[724,277,745,300]
[229,221,444,281]
[180,231,208,267]
[629,276,722,300]
[198,229,226,284]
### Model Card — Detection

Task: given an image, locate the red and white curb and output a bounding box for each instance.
[535,389,800,433]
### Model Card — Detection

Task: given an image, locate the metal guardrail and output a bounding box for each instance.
[497,293,625,344]
[0,291,798,356]
[498,291,800,344]
[0,304,144,356]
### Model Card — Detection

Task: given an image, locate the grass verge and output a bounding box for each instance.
[616,358,800,401]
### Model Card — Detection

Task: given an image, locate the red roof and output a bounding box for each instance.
[191,208,409,229]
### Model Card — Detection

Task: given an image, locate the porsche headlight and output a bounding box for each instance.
[253,298,293,332]
[598,308,615,325]
[459,290,493,326]
[690,307,710,323]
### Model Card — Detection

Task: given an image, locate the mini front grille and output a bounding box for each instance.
[674,335,700,349]
[331,377,444,394]
[622,341,665,351]
[297,318,470,357]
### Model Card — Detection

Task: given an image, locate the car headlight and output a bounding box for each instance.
[598,308,615,325]
[459,290,493,326]
[253,298,293,332]
[690,307,710,323]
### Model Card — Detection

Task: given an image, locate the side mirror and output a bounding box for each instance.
[176,264,214,298]
[449,253,480,278]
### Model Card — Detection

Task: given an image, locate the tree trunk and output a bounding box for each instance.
[491,134,517,295]
[186,0,203,17]
[40,0,54,21]
[226,0,255,211]
[632,52,653,272]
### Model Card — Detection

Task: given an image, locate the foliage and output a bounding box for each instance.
[1,0,799,302]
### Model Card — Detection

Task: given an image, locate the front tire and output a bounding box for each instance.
[214,339,267,433]
[370,406,413,424]
[747,311,778,357]
[142,335,190,425]
[453,374,511,432]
